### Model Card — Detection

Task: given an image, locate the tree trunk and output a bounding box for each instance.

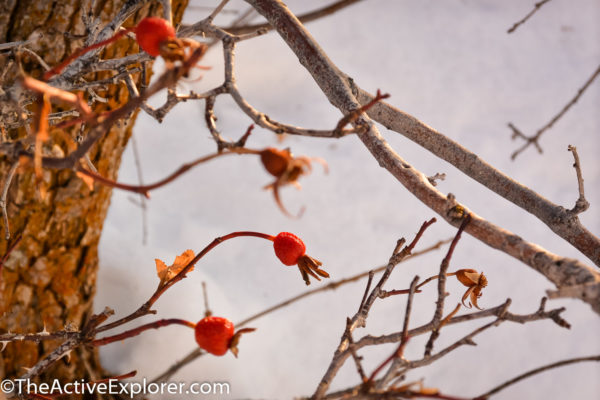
[0,0,187,386]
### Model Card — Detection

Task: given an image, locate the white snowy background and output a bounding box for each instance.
[95,0,600,398]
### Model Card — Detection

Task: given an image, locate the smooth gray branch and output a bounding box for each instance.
[244,0,600,317]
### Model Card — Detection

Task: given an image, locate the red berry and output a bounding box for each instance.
[194,316,235,356]
[135,17,176,57]
[273,232,306,266]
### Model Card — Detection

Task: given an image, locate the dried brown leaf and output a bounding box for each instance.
[155,249,195,282]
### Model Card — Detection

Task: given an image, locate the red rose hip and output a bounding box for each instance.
[194,316,235,356]
[273,232,306,266]
[135,17,176,57]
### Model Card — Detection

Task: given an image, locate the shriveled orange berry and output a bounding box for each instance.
[260,148,290,178]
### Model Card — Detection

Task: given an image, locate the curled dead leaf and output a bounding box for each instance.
[155,249,195,283]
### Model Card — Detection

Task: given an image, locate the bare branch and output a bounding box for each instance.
[509,63,600,160]
[0,235,21,278]
[74,147,257,196]
[236,239,448,327]
[224,0,365,36]
[147,348,204,386]
[567,145,589,214]
[244,0,600,316]
[475,355,600,399]
[424,216,471,357]
[313,219,436,398]
[145,242,445,392]
[373,276,419,387]
[0,329,79,344]
[349,84,600,268]
[353,297,570,351]
[0,161,18,239]
[345,318,368,383]
[129,131,148,245]
[507,0,553,34]
[18,307,114,381]
[208,0,231,22]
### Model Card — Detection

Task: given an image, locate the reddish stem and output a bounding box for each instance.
[407,218,437,253]
[92,318,195,346]
[94,231,276,334]
[409,393,471,400]
[334,89,391,133]
[149,231,276,304]
[91,370,137,384]
[75,148,259,197]
[443,215,472,264]
[44,29,133,80]
[367,337,411,383]
[383,288,422,297]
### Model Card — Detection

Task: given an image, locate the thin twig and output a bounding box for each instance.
[372,276,419,387]
[345,318,367,382]
[313,219,436,399]
[567,145,589,214]
[0,329,79,344]
[358,271,375,312]
[424,215,471,357]
[0,235,21,280]
[223,0,365,35]
[0,162,19,240]
[74,147,257,196]
[146,246,440,399]
[94,231,275,334]
[510,63,600,160]
[91,318,195,346]
[208,0,230,22]
[316,298,570,399]
[202,281,211,317]
[129,132,148,244]
[162,0,172,25]
[507,0,552,34]
[20,47,51,71]
[475,355,600,399]
[236,239,449,327]
[148,348,204,385]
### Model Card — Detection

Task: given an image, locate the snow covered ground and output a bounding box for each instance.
[95,1,600,398]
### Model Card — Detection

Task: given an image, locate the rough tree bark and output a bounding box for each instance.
[0,0,187,384]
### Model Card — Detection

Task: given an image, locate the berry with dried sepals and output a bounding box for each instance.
[194,316,255,357]
[135,17,176,57]
[194,316,234,356]
[273,232,306,266]
[273,232,329,285]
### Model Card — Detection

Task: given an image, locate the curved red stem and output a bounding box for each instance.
[92,318,195,346]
